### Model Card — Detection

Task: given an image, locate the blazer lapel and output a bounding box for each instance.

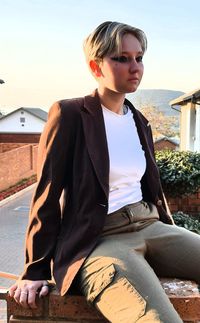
[81,90,109,198]
[81,93,159,200]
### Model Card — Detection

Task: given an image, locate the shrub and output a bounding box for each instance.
[172,212,200,235]
[155,150,200,197]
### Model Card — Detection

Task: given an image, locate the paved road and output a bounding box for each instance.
[0,187,34,287]
[0,187,35,322]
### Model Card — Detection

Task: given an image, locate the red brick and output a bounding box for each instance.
[170,205,179,212]
[6,294,47,318]
[189,193,198,199]
[0,133,40,143]
[0,144,38,191]
[188,199,200,206]
[166,189,200,215]
[160,279,200,321]
[168,198,177,205]
[0,143,25,153]
[181,197,189,205]
[9,318,69,322]
[170,297,200,321]
[154,140,177,151]
[2,280,200,323]
[49,291,105,321]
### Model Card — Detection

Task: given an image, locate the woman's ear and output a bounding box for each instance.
[89,60,102,78]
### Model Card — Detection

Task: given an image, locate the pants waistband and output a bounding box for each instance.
[109,200,146,218]
[102,201,159,236]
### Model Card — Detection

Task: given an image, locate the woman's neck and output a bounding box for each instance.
[97,87,126,115]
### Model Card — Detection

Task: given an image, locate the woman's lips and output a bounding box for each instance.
[128,78,139,82]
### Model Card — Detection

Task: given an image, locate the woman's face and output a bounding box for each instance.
[97,33,144,94]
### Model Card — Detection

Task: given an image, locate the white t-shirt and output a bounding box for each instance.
[102,105,146,214]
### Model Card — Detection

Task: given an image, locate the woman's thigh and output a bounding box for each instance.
[78,234,182,323]
[145,221,200,282]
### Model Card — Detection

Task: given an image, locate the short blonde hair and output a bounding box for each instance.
[83,21,147,63]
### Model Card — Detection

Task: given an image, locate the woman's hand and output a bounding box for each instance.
[9,279,49,308]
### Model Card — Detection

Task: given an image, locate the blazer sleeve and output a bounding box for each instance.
[21,101,74,280]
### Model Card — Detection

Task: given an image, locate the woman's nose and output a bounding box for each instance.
[129,59,140,73]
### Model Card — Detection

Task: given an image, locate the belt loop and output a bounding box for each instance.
[125,205,134,223]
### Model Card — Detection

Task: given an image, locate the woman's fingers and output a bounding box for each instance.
[19,290,29,308]
[13,287,21,303]
[8,283,18,297]
[27,288,38,308]
[39,284,49,298]
[9,280,50,308]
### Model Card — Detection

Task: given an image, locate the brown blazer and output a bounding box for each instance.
[21,90,173,296]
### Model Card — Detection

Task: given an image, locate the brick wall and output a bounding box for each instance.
[0,141,199,216]
[167,189,200,216]
[0,133,41,143]
[154,140,177,151]
[0,144,38,191]
[2,280,200,323]
[32,145,38,173]
[0,143,26,153]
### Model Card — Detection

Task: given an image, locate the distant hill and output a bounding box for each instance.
[127,89,184,116]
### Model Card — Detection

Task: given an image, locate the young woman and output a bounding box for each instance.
[9,21,200,322]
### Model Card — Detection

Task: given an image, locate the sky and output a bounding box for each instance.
[0,0,200,112]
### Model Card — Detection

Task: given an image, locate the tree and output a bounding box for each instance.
[139,104,179,138]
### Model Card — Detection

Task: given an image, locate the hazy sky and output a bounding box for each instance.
[0,0,200,112]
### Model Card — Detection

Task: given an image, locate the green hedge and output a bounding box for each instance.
[155,150,200,197]
[173,212,200,234]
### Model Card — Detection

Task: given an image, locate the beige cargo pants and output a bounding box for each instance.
[78,202,200,323]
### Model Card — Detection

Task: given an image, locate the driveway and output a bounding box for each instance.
[0,186,35,288]
[0,186,35,322]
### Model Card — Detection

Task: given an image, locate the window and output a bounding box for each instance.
[20,117,25,123]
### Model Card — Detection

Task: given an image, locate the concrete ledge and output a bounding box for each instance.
[1,279,200,322]
[161,278,200,322]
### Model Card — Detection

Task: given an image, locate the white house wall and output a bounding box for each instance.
[0,110,45,133]
[180,102,199,152]
[194,105,200,152]
[189,103,196,151]
[180,103,191,151]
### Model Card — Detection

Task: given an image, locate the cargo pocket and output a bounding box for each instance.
[81,263,116,303]
[96,276,147,322]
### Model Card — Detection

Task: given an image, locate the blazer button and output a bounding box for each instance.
[157,199,163,206]
[98,203,106,207]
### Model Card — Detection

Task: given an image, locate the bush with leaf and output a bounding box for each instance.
[172,212,200,234]
[155,150,200,197]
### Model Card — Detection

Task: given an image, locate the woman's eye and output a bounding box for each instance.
[111,56,129,63]
[111,55,143,63]
[136,56,143,63]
